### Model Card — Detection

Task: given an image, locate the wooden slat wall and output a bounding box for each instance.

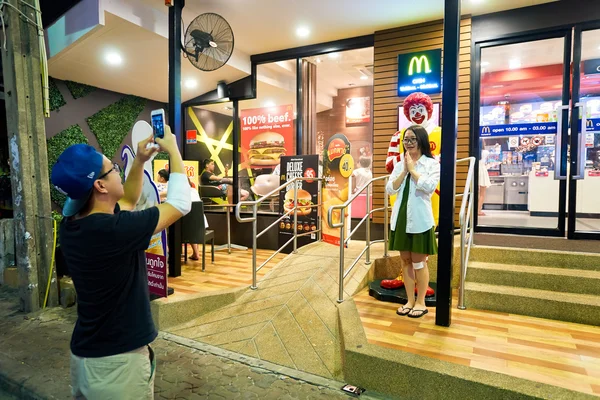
[372,18,472,224]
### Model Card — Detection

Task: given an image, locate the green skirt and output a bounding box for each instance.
[389,178,438,255]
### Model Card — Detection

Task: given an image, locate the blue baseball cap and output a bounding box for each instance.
[51,144,104,217]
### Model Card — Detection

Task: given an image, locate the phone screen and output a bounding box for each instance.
[152,113,165,139]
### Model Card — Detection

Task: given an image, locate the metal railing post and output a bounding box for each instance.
[293,186,298,253]
[338,213,345,303]
[226,206,232,254]
[251,206,258,290]
[365,184,371,265]
[384,177,389,258]
[458,220,466,310]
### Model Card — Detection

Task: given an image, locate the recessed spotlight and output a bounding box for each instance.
[315,58,322,63]
[481,61,490,67]
[348,83,356,87]
[296,26,310,38]
[470,0,485,4]
[509,58,521,69]
[264,101,276,108]
[105,52,122,66]
[328,53,339,59]
[184,79,197,89]
[360,75,368,80]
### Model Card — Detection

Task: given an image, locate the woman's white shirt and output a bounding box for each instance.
[385,155,440,234]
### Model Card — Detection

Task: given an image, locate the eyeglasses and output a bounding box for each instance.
[98,163,121,180]
[403,138,417,145]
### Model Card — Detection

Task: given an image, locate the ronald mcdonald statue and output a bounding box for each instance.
[380,92,440,295]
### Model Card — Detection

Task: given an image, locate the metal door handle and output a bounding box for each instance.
[554,105,569,180]
[573,102,587,180]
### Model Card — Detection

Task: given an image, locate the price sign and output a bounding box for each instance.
[339,154,354,178]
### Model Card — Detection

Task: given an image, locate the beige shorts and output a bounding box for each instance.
[70,345,156,400]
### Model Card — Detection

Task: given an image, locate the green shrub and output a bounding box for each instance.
[49,78,66,111]
[154,152,169,160]
[65,80,96,99]
[46,125,88,207]
[87,95,146,160]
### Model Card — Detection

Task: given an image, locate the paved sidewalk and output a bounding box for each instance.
[0,287,387,400]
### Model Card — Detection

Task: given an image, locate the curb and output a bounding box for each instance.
[0,371,46,400]
[160,332,390,400]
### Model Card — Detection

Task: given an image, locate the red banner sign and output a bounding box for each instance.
[240,105,295,170]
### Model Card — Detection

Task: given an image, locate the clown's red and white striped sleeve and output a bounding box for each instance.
[385,131,402,173]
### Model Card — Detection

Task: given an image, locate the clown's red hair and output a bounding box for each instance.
[403,92,434,120]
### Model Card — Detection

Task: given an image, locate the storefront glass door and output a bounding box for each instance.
[476,33,571,235]
[569,27,600,239]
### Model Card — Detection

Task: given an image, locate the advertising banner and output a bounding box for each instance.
[480,122,558,137]
[278,155,319,252]
[240,105,295,170]
[322,134,353,246]
[124,121,168,297]
[153,160,199,190]
[345,97,371,125]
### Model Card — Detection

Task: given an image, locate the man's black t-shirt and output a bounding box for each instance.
[201,170,219,186]
[59,204,160,357]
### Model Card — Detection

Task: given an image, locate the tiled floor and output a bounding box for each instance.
[166,247,286,301]
[479,210,600,232]
[167,241,387,380]
[354,288,600,397]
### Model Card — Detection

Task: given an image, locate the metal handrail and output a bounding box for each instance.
[235,177,323,290]
[326,175,391,303]
[457,156,476,310]
[329,157,477,304]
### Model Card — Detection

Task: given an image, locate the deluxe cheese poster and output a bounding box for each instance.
[278,155,319,252]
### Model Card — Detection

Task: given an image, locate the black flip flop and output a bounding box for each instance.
[396,306,412,316]
[189,256,199,261]
[407,308,428,318]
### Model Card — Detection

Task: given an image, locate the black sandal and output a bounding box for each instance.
[396,306,412,316]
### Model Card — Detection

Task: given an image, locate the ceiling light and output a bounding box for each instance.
[481,61,490,67]
[470,0,485,3]
[360,75,368,80]
[264,101,276,108]
[348,83,356,87]
[328,53,339,59]
[296,26,310,38]
[509,58,521,69]
[105,52,122,66]
[315,58,322,63]
[184,79,197,89]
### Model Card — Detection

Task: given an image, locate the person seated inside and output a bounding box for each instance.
[201,159,249,204]
[156,169,169,202]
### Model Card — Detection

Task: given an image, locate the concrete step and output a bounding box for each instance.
[470,245,600,271]
[465,282,600,326]
[467,261,600,296]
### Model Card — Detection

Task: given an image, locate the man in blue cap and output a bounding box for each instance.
[52,125,191,399]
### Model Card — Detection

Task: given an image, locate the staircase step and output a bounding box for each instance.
[470,245,600,271]
[467,262,600,296]
[465,282,600,326]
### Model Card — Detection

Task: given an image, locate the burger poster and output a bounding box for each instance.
[241,105,294,169]
[278,155,319,252]
[322,134,354,246]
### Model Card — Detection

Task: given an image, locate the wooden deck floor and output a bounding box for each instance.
[165,247,286,301]
[354,288,600,397]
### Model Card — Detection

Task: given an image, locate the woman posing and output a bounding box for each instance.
[386,125,440,318]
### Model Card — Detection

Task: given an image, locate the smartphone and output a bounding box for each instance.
[151,109,166,139]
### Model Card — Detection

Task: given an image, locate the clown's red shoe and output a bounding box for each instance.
[380,279,404,289]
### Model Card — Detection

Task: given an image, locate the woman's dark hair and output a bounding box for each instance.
[158,169,170,181]
[403,125,433,159]
[202,158,214,169]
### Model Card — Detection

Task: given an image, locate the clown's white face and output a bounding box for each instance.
[409,104,429,126]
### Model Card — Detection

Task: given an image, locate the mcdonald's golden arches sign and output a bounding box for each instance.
[397,49,442,96]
